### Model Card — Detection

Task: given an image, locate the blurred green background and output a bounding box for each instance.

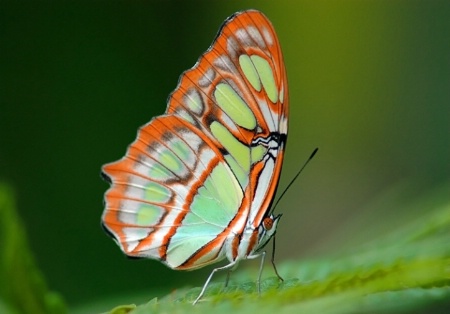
[1,0,449,310]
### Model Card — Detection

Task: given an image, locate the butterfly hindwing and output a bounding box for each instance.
[102,115,246,269]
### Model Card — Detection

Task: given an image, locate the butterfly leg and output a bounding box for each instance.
[256,251,266,294]
[248,236,284,295]
[271,235,284,281]
[224,269,233,288]
[247,251,266,295]
[193,261,237,305]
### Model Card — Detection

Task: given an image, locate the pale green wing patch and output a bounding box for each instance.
[166,161,243,268]
[214,83,257,130]
[210,121,268,190]
[143,182,172,203]
[190,161,242,224]
[239,54,262,92]
[135,204,164,226]
[211,121,250,173]
[251,55,278,103]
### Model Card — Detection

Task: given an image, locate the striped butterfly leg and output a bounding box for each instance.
[270,234,284,282]
[246,251,266,295]
[246,244,283,297]
[248,239,284,299]
[194,251,266,304]
[194,236,279,304]
[249,214,284,294]
[193,261,239,305]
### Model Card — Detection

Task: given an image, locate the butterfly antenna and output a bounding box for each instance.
[271,148,319,213]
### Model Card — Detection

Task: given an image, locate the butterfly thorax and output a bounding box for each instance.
[224,213,281,264]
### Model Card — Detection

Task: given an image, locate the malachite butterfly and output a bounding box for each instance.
[101,9,288,304]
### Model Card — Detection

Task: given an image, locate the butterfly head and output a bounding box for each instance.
[255,214,282,253]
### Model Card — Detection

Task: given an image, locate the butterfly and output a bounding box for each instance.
[101,9,288,304]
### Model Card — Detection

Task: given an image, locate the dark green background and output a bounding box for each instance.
[1,0,449,309]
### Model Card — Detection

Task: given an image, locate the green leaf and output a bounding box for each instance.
[0,183,66,314]
[101,184,450,313]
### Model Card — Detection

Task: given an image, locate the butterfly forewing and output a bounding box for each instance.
[102,10,287,270]
[167,10,288,229]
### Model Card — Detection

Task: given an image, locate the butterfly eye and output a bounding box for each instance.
[263,216,274,230]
